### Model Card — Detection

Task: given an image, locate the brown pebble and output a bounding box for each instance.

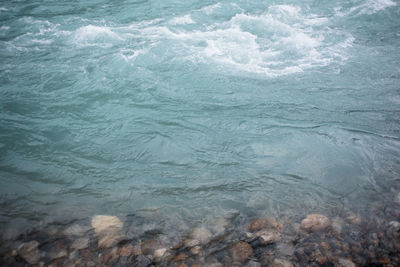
[301,214,331,232]
[379,258,390,264]
[316,257,327,265]
[174,263,187,267]
[120,244,134,257]
[320,242,329,250]
[142,239,161,255]
[80,249,93,260]
[174,253,189,262]
[266,218,283,232]
[248,219,268,232]
[190,246,203,256]
[230,241,253,263]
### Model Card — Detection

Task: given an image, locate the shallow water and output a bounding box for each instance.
[0,0,400,239]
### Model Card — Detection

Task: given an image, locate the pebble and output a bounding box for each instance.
[17,240,40,264]
[63,224,91,237]
[154,248,167,259]
[190,227,212,244]
[346,213,362,225]
[91,215,123,234]
[134,255,151,267]
[246,260,261,267]
[48,250,68,261]
[120,244,134,257]
[91,215,123,248]
[389,221,400,230]
[248,218,268,232]
[394,192,400,204]
[173,253,189,261]
[266,218,283,232]
[331,217,344,234]
[300,214,331,232]
[71,237,89,250]
[230,241,253,263]
[337,258,356,267]
[271,258,294,267]
[184,238,200,248]
[190,246,203,256]
[97,233,122,248]
[142,239,162,255]
[257,229,281,244]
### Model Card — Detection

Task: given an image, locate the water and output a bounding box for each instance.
[0,0,400,238]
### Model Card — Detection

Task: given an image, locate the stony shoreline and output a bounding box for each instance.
[1,205,400,267]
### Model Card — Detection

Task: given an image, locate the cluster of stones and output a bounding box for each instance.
[1,211,400,266]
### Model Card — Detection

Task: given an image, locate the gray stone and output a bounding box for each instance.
[338,258,356,267]
[389,221,400,230]
[48,250,67,261]
[134,255,151,267]
[246,260,261,267]
[17,241,40,264]
[394,192,400,204]
[71,237,89,250]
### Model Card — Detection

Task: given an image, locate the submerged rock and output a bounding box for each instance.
[266,218,283,232]
[230,241,253,263]
[71,237,89,250]
[246,260,261,267]
[184,238,200,248]
[300,214,331,232]
[190,227,212,244]
[337,258,356,267]
[189,246,203,256]
[331,217,344,234]
[91,215,123,248]
[48,250,68,261]
[271,258,294,267]
[154,248,167,259]
[394,192,400,204]
[142,239,162,255]
[346,213,362,225]
[173,253,189,261]
[120,244,135,257]
[91,215,123,234]
[17,241,40,264]
[248,218,268,232]
[63,224,91,237]
[257,229,281,244]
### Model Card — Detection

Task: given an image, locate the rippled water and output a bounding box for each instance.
[1,0,400,237]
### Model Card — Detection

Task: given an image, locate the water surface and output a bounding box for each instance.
[1,0,400,237]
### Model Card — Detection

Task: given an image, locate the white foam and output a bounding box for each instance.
[74,25,122,40]
[365,0,396,13]
[169,15,194,25]
[124,4,353,77]
[72,25,123,46]
[202,3,221,15]
[0,7,8,12]
[335,0,396,16]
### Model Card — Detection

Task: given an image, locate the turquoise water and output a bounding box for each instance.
[1,0,400,236]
